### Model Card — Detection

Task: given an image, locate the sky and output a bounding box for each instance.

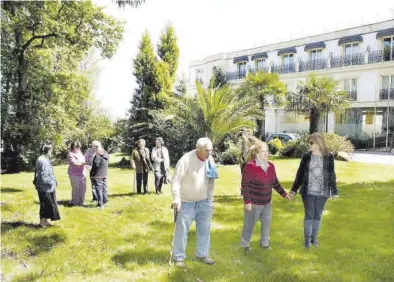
[91,0,394,121]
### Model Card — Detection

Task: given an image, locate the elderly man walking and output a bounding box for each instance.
[171,137,218,267]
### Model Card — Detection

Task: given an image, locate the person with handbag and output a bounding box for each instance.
[131,139,153,194]
[289,133,339,248]
[151,137,170,195]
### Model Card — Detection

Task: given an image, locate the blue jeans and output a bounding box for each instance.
[172,199,213,261]
[302,195,328,220]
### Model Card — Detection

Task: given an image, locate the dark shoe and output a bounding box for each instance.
[260,245,271,250]
[311,238,319,247]
[174,260,185,267]
[196,256,215,265]
[305,242,311,249]
[243,246,252,255]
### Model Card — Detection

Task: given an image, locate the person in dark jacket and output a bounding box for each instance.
[34,144,60,227]
[289,133,339,248]
[131,139,153,194]
[90,141,109,209]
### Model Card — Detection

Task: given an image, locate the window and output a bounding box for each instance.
[196,69,204,83]
[255,59,266,70]
[344,43,359,57]
[344,79,357,100]
[237,62,247,75]
[383,37,394,61]
[282,54,294,65]
[344,79,357,92]
[309,49,322,61]
[381,75,394,89]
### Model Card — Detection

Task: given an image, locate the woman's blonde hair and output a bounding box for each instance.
[248,141,269,159]
[307,133,329,156]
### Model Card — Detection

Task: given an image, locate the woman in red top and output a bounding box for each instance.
[240,141,290,251]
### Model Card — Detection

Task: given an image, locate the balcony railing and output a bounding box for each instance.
[330,53,364,68]
[346,90,357,101]
[299,59,328,72]
[248,66,269,74]
[225,70,247,81]
[369,49,394,63]
[271,63,296,74]
[379,88,394,100]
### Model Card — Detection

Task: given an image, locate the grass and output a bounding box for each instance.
[1,155,394,282]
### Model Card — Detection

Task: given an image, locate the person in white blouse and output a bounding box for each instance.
[151,137,170,195]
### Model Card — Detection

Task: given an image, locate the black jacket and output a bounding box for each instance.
[291,152,338,197]
[90,150,109,178]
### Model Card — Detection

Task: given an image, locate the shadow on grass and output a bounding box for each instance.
[26,233,67,257]
[112,248,168,267]
[1,221,41,232]
[109,192,135,198]
[1,187,24,193]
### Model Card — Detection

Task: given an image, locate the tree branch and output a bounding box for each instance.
[21,32,57,53]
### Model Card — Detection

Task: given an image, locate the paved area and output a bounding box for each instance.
[351,151,394,166]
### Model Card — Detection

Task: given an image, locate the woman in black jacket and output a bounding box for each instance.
[289,133,338,248]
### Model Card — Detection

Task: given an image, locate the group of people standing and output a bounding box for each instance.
[170,132,338,268]
[33,140,109,227]
[130,137,170,195]
[33,131,338,268]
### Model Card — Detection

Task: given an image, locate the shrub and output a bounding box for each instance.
[279,132,354,158]
[220,140,241,165]
[268,138,282,155]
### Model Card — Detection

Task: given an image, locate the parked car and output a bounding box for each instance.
[266,133,301,144]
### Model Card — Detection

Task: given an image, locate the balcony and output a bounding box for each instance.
[368,49,394,63]
[299,59,328,72]
[226,70,247,81]
[346,90,358,101]
[330,53,364,68]
[271,63,296,74]
[248,66,269,74]
[379,88,394,100]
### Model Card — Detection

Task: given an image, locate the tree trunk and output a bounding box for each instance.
[309,108,320,134]
[255,96,266,140]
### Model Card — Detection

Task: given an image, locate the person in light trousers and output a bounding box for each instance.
[171,137,218,267]
[240,141,290,251]
[67,141,88,206]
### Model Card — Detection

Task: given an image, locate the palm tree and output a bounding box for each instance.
[287,73,351,134]
[236,71,287,139]
[161,82,263,147]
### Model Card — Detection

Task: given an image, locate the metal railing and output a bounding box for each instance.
[225,70,247,81]
[330,53,364,68]
[346,90,357,101]
[379,88,394,100]
[299,59,328,72]
[271,63,296,74]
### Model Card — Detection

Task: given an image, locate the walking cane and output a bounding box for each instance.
[168,206,178,277]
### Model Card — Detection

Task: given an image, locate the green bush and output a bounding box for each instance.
[220,140,241,165]
[268,138,282,155]
[279,132,354,158]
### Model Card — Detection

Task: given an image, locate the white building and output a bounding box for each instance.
[187,20,394,150]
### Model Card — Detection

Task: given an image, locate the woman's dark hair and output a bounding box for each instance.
[41,144,52,154]
[70,141,81,151]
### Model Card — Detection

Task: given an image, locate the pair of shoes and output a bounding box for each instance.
[196,256,215,265]
[174,260,185,267]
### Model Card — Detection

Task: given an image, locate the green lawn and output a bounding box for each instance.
[1,156,394,282]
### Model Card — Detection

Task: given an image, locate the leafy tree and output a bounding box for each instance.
[237,71,287,139]
[157,24,179,84]
[1,1,124,170]
[161,82,263,147]
[209,67,228,89]
[287,73,351,134]
[174,75,188,97]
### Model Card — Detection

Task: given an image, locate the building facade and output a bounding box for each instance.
[187,20,394,150]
